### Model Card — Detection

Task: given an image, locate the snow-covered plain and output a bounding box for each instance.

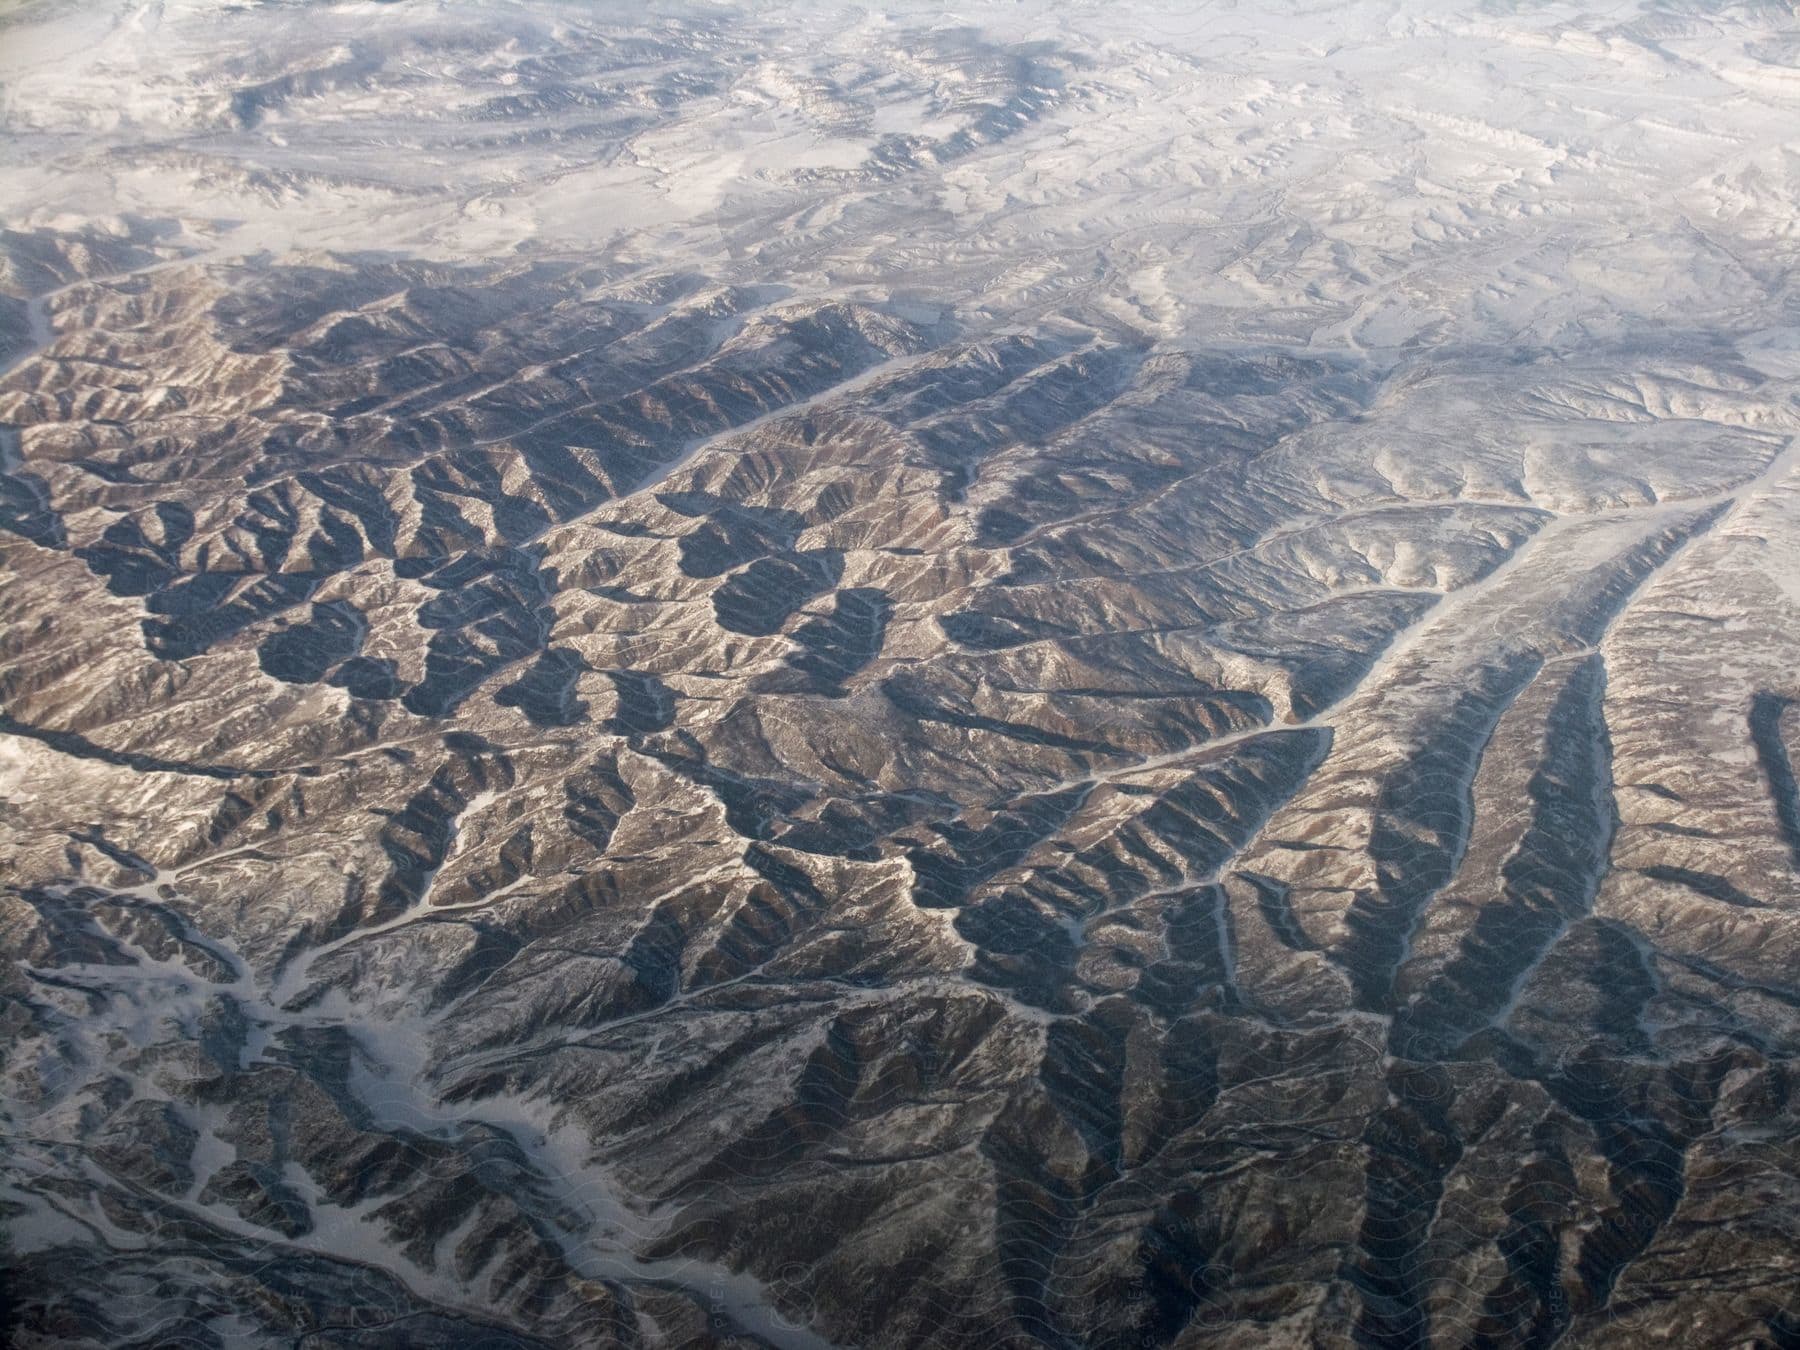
[3,0,1797,351]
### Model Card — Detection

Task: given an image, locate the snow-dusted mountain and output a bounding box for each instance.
[2,1,1798,1346]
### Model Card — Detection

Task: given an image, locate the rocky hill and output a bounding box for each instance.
[2,2,1797,1346]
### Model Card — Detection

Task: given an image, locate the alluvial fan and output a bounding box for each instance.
[2,1,1798,1346]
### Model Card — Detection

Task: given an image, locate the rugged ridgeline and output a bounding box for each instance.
[3,2,1800,1347]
